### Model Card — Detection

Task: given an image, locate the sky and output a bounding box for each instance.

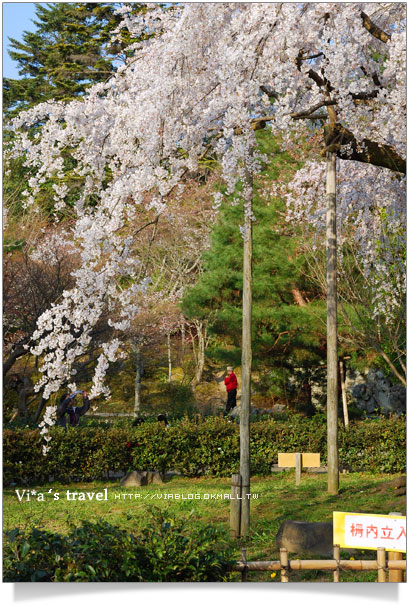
[2,2,40,79]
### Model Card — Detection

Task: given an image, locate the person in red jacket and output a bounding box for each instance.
[224,366,238,414]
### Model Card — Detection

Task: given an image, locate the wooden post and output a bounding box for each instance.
[240,160,253,538]
[280,548,289,582]
[181,318,185,363]
[388,552,403,582]
[377,547,386,582]
[133,341,142,417]
[230,474,242,539]
[295,452,302,486]
[241,547,248,582]
[326,151,339,495]
[339,359,349,428]
[333,545,340,583]
[167,332,172,383]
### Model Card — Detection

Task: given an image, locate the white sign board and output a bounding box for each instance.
[333,512,406,553]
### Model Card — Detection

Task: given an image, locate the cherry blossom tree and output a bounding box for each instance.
[280,160,406,384]
[8,2,405,518]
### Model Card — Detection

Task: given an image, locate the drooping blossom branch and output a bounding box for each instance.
[6,3,405,401]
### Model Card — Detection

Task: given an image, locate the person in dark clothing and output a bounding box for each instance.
[224,366,238,414]
[57,390,90,428]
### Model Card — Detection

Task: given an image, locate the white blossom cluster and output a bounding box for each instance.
[29,230,76,265]
[38,406,57,456]
[281,159,405,322]
[7,3,405,404]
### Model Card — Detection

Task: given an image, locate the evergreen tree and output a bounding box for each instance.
[3,2,144,117]
[3,3,147,221]
[182,131,328,407]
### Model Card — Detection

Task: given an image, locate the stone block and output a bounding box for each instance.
[146,471,164,485]
[120,470,148,487]
[275,520,333,556]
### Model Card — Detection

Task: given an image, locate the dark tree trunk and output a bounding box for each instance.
[17,377,34,419]
[3,338,31,378]
[33,395,47,423]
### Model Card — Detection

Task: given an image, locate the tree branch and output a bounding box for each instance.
[3,337,31,378]
[361,11,391,43]
[323,123,406,174]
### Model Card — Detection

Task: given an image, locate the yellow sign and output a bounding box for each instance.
[278,453,320,468]
[333,512,406,553]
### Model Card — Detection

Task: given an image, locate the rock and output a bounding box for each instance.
[108,470,125,479]
[120,471,148,487]
[395,486,406,496]
[395,475,406,488]
[393,475,406,496]
[120,470,164,486]
[250,406,263,415]
[146,471,164,485]
[352,382,370,401]
[262,404,286,415]
[388,385,406,415]
[275,520,333,556]
[345,368,405,416]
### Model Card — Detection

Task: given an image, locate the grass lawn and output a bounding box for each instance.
[3,471,406,583]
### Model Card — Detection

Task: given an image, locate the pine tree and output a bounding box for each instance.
[3,2,144,117]
[181,130,327,407]
[3,3,147,221]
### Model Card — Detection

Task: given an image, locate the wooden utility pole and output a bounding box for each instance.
[181,318,185,363]
[240,161,253,537]
[167,332,172,383]
[230,474,242,538]
[339,359,349,429]
[326,151,339,494]
[132,338,143,417]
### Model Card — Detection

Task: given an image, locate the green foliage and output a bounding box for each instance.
[3,3,146,117]
[157,381,196,418]
[338,416,406,474]
[132,508,235,582]
[3,509,236,582]
[181,130,327,405]
[3,526,68,582]
[3,3,148,228]
[4,415,405,485]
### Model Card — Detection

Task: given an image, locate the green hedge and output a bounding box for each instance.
[3,414,405,484]
[3,508,236,582]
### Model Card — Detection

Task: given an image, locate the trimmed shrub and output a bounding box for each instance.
[3,509,236,582]
[3,414,405,484]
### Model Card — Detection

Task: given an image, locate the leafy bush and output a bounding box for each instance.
[132,508,235,582]
[159,382,196,418]
[3,527,67,582]
[3,509,236,582]
[3,414,405,484]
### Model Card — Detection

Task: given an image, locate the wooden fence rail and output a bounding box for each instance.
[233,546,406,582]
